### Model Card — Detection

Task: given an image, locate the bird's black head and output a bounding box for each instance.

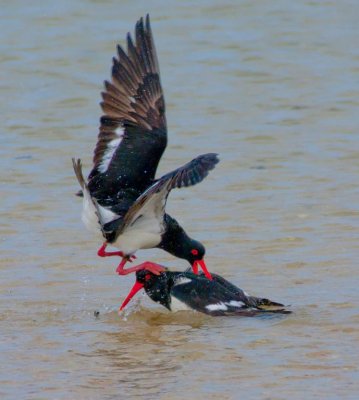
[186,239,206,264]
[184,239,213,279]
[159,215,206,262]
[138,270,172,309]
[120,269,172,311]
[159,214,212,279]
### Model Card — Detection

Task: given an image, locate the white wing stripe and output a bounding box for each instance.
[225,300,245,307]
[205,303,228,311]
[98,127,124,173]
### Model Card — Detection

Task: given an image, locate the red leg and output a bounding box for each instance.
[97,243,124,257]
[116,260,165,276]
[97,243,136,261]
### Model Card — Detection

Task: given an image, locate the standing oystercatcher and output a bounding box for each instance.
[73,15,218,278]
[119,262,291,316]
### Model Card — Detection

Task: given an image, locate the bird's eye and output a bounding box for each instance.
[145,274,152,281]
[191,249,199,255]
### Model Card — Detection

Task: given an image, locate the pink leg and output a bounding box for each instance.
[116,260,165,276]
[97,243,136,261]
[97,243,124,257]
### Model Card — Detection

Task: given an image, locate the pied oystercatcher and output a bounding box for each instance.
[73,15,218,278]
[119,262,291,316]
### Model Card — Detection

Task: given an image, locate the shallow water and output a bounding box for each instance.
[1,1,359,399]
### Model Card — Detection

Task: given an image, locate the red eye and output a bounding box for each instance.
[145,274,152,281]
[191,249,199,256]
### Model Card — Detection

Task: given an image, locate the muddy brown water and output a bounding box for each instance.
[1,1,359,399]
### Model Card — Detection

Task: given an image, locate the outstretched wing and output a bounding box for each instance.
[116,153,219,238]
[88,15,167,194]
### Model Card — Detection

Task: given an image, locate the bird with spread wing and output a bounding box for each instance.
[73,15,219,278]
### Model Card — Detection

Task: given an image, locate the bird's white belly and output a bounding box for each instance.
[170,296,192,312]
[114,229,161,255]
[113,207,164,254]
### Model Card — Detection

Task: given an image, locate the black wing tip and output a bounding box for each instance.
[135,14,152,36]
[171,153,220,189]
[136,16,145,33]
[192,153,220,177]
[200,153,220,167]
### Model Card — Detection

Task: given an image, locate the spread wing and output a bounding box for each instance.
[88,15,167,194]
[115,153,219,238]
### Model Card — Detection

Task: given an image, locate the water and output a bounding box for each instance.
[1,1,359,399]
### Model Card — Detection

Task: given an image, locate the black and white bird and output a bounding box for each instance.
[73,15,218,278]
[119,262,291,316]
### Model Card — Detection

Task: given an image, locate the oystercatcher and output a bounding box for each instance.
[119,262,291,316]
[72,15,218,278]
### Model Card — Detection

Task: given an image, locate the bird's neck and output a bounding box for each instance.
[158,214,192,260]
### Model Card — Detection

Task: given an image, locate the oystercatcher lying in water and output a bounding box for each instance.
[73,15,218,278]
[119,262,291,316]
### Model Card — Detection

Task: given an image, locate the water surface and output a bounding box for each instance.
[1,1,359,399]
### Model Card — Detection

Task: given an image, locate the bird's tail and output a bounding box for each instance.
[247,296,291,313]
[72,158,109,234]
[72,158,87,190]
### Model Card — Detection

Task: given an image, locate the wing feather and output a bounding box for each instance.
[115,153,219,238]
[88,15,167,192]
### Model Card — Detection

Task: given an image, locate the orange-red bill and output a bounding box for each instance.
[119,281,144,311]
[193,259,212,280]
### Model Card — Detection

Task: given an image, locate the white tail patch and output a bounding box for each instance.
[81,185,118,237]
[96,203,118,224]
[98,127,124,173]
[81,187,100,235]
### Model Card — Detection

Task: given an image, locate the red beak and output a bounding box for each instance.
[193,259,212,280]
[119,281,144,311]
